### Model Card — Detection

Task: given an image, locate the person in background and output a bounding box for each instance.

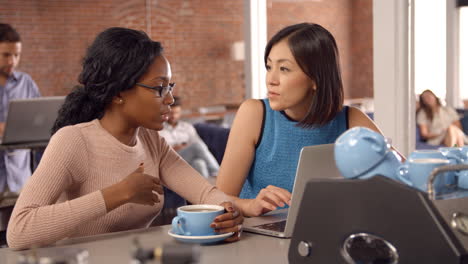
[159,96,219,178]
[417,89,467,147]
[0,24,40,194]
[7,27,242,250]
[216,23,397,217]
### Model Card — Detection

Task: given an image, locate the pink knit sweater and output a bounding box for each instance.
[7,119,228,249]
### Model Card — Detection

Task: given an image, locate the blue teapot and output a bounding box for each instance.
[407,149,445,161]
[439,147,468,189]
[405,149,453,186]
[334,127,402,180]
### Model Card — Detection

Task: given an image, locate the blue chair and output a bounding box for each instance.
[456,109,468,133]
[193,123,230,164]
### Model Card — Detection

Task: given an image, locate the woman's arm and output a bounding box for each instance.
[155,132,243,240]
[156,130,228,205]
[216,99,263,196]
[415,109,443,140]
[347,107,383,134]
[348,107,406,160]
[7,127,162,250]
[214,100,292,217]
[418,123,442,140]
[7,127,108,250]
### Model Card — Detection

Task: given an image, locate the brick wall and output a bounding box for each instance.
[350,0,373,98]
[267,0,373,99]
[1,0,372,110]
[150,0,245,109]
[0,0,149,96]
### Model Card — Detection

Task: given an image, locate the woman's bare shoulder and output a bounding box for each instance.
[228,99,265,145]
[239,98,264,111]
[347,106,382,133]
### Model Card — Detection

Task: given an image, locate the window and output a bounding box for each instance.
[414,0,446,100]
[460,7,468,101]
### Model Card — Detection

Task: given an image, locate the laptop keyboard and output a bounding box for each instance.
[254,220,287,232]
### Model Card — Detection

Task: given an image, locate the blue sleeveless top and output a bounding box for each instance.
[239,99,348,199]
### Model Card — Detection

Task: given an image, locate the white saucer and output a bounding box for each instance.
[167,230,234,244]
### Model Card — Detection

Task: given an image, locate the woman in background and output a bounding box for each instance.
[7,27,242,250]
[216,23,391,217]
[417,89,467,147]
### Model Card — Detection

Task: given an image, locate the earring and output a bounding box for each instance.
[118,98,123,104]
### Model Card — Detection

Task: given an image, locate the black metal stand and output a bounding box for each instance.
[288,174,468,264]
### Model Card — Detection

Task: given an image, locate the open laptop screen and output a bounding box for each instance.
[1,96,65,145]
[244,144,343,238]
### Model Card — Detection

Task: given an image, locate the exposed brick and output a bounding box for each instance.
[1,0,372,110]
[267,0,373,100]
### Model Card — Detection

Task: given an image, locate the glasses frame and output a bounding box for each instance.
[136,82,175,97]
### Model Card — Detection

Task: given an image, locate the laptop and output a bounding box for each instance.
[243,143,343,238]
[1,96,65,145]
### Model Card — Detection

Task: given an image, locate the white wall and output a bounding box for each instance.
[446,0,461,107]
[414,0,446,100]
[458,7,468,101]
[243,0,267,99]
[373,0,415,157]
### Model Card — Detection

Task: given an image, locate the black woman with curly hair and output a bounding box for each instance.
[7,27,243,250]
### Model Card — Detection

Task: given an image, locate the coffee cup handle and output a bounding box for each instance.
[397,164,413,186]
[171,216,187,235]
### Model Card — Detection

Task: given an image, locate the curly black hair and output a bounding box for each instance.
[51,27,163,134]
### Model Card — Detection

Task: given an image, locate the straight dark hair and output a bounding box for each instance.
[418,89,441,121]
[264,23,343,127]
[0,24,21,42]
[51,27,163,134]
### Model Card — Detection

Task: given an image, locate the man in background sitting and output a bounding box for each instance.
[0,24,41,193]
[159,96,219,177]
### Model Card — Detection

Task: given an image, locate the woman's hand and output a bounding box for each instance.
[244,185,292,217]
[102,163,163,212]
[122,163,164,206]
[210,201,244,242]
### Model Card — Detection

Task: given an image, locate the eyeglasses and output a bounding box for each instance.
[136,82,175,98]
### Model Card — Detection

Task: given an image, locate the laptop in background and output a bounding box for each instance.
[1,96,65,145]
[243,144,343,238]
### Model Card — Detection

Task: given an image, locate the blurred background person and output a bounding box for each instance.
[0,23,41,194]
[417,89,467,147]
[159,96,219,178]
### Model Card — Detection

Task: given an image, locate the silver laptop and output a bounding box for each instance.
[1,96,64,145]
[243,144,343,238]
